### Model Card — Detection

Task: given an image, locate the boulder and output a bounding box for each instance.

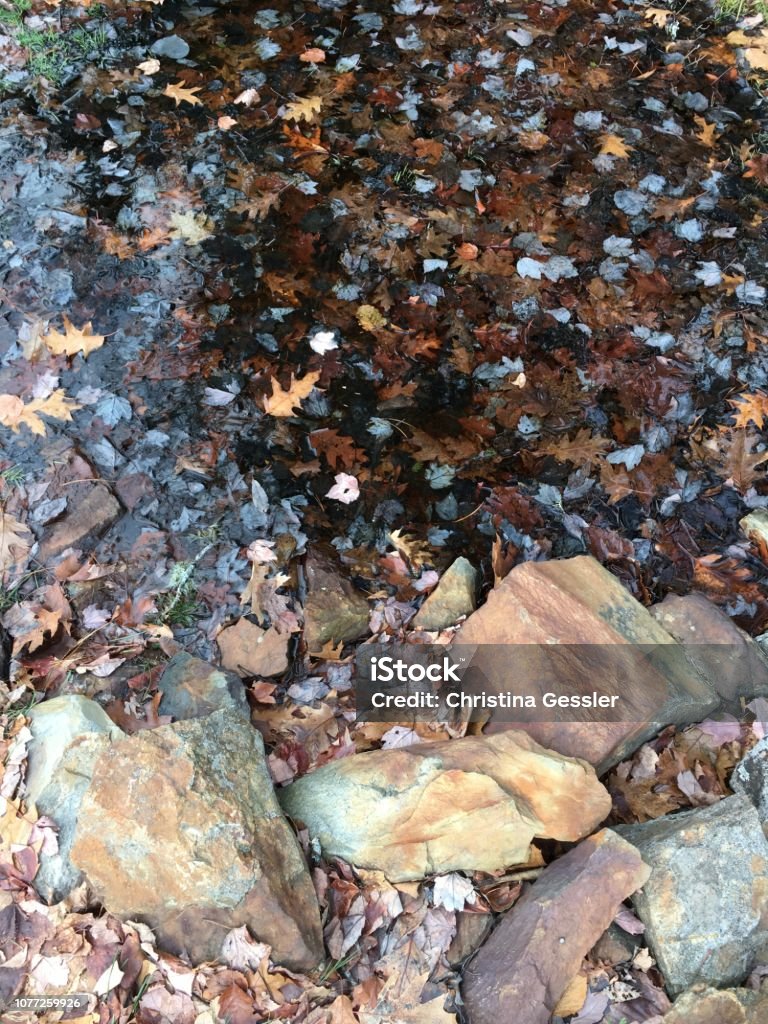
[616,795,768,995]
[279,731,610,881]
[70,710,323,970]
[462,829,650,1024]
[414,557,478,630]
[454,556,718,771]
[731,737,768,823]
[650,592,768,704]
[664,986,768,1024]
[303,553,369,651]
[158,652,248,720]
[26,696,121,902]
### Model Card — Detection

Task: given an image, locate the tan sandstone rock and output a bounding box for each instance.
[454,555,718,770]
[664,986,768,1024]
[70,710,323,970]
[279,731,610,881]
[462,829,650,1024]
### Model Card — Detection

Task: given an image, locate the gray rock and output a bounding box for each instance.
[71,709,323,970]
[149,35,190,59]
[158,652,248,720]
[731,738,768,823]
[26,696,122,902]
[414,557,478,630]
[616,796,768,995]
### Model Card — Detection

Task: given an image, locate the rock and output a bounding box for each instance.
[279,731,610,881]
[303,553,369,651]
[454,555,718,771]
[650,592,768,704]
[413,557,478,630]
[158,652,248,720]
[731,737,768,823]
[462,829,650,1024]
[38,485,120,560]
[217,618,290,677]
[70,710,323,969]
[150,35,190,59]
[589,923,640,965]
[26,696,121,902]
[663,986,768,1024]
[447,912,493,966]
[616,795,768,995]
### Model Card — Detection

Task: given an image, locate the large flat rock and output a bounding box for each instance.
[462,829,649,1024]
[71,710,323,969]
[279,731,610,881]
[454,556,718,770]
[26,695,122,902]
[617,795,768,995]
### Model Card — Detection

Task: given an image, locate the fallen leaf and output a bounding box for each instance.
[432,873,476,912]
[0,512,32,579]
[263,372,322,417]
[168,210,214,245]
[282,95,324,122]
[325,472,360,504]
[44,318,105,358]
[598,133,633,159]
[300,48,326,63]
[163,81,203,106]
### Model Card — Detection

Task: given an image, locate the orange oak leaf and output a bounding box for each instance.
[44,317,105,358]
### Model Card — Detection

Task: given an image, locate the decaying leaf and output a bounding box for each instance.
[263,372,322,417]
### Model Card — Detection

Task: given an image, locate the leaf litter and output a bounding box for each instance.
[1,0,768,1019]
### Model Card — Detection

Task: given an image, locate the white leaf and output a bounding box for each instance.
[694,261,722,287]
[432,873,477,912]
[203,387,237,406]
[517,256,543,279]
[326,472,360,503]
[94,960,125,996]
[606,444,645,470]
[309,329,339,355]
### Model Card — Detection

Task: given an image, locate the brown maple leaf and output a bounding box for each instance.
[44,317,105,358]
[309,428,362,471]
[537,428,611,468]
[263,372,322,417]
